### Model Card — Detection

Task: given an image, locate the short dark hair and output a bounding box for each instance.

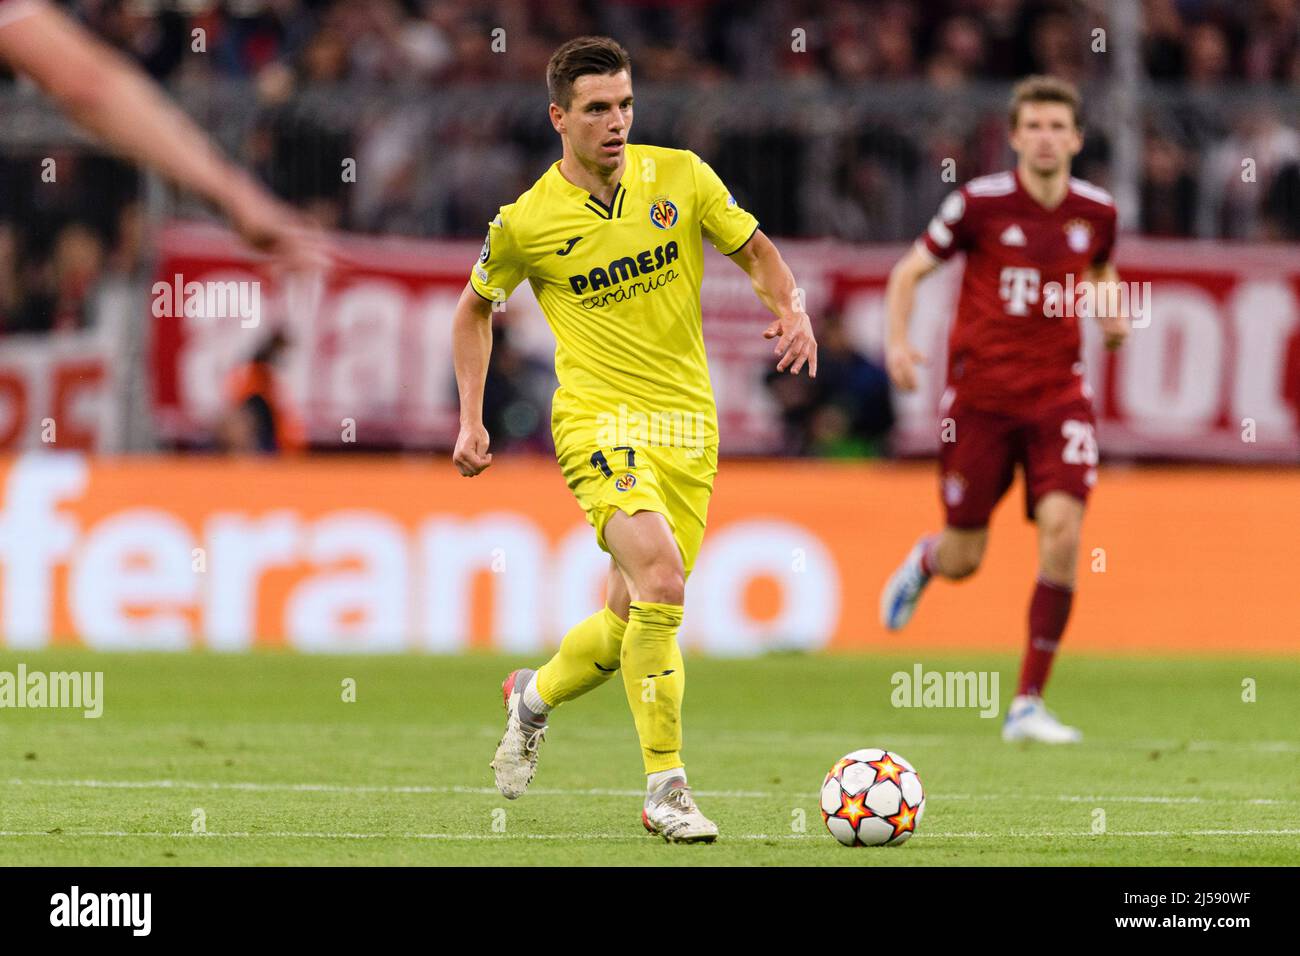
[1008,75,1082,129]
[547,36,631,110]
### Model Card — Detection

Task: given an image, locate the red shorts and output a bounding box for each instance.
[936,391,1098,529]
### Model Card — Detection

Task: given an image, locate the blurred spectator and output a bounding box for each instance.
[765,310,894,457]
[0,151,138,334]
[5,223,104,334]
[1028,12,1086,84]
[1244,0,1300,84]
[219,329,307,454]
[1196,110,1300,239]
[0,222,18,330]
[1264,159,1300,239]
[1184,22,1232,89]
[925,15,983,86]
[1140,134,1198,236]
[479,322,554,453]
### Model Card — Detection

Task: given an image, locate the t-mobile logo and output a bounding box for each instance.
[999,266,1040,316]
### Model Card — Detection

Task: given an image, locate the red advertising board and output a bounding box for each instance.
[150,224,1300,460]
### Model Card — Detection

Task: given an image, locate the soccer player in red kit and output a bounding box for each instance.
[879,76,1129,743]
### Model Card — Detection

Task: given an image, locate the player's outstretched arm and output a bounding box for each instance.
[0,1,325,268]
[884,242,941,392]
[451,283,496,477]
[1083,262,1130,350]
[728,229,817,377]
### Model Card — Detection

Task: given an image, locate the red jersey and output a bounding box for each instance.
[919,169,1118,414]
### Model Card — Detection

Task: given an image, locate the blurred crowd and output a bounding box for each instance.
[9,0,1297,88]
[2,0,1299,453]
[0,150,143,335]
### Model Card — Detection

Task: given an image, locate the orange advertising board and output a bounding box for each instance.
[0,453,1294,655]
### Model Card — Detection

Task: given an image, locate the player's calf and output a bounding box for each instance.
[881,528,989,629]
[936,526,988,580]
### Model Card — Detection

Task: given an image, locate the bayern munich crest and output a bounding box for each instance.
[649,198,679,229]
[1064,219,1092,253]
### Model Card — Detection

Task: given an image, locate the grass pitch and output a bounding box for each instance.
[0,649,1296,866]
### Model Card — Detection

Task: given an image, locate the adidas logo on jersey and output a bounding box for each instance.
[1000,224,1027,246]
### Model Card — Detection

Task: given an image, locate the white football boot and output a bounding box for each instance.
[641,778,719,844]
[490,669,547,799]
[880,537,933,630]
[1001,695,1083,744]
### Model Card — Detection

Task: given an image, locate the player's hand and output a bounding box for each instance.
[763,313,818,376]
[1099,312,1129,351]
[453,422,494,477]
[886,340,927,391]
[224,181,333,272]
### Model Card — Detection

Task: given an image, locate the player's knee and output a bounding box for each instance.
[1039,519,1080,564]
[1041,541,1078,579]
[637,559,685,606]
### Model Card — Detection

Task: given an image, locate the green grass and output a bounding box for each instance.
[0,650,1296,866]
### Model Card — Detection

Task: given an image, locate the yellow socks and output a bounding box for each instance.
[535,607,628,707]
[535,601,688,775]
[620,601,686,774]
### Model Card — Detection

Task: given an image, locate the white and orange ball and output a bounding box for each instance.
[820,748,925,847]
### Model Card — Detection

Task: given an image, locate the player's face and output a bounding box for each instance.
[1010,102,1082,176]
[555,70,633,172]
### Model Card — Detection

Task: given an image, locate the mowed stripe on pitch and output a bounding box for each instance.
[46,723,1300,754]
[1,829,1299,841]
[4,777,1299,805]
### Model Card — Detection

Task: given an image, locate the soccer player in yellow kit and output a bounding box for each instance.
[451,36,817,843]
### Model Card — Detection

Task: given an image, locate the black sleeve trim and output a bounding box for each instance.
[724,224,760,256]
[470,283,497,303]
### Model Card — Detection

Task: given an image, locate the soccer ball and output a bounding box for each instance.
[820,748,925,847]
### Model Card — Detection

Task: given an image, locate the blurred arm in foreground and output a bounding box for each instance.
[0,0,326,269]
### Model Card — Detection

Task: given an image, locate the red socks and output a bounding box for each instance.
[1017,576,1074,697]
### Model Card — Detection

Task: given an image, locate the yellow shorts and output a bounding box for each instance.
[555,438,719,577]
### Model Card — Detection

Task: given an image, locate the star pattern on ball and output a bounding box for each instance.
[828,756,857,780]
[868,754,905,785]
[835,790,872,829]
[886,797,921,840]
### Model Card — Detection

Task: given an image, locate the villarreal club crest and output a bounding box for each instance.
[649,197,679,230]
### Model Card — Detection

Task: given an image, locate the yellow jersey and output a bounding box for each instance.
[469,143,758,451]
